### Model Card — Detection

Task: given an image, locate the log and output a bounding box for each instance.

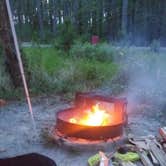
[149,151,159,165]
[120,161,137,166]
[128,137,155,166]
[149,140,166,166]
[137,150,153,166]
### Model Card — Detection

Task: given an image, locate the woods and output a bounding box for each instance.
[8,0,166,45]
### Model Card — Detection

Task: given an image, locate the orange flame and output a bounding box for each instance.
[69,104,111,126]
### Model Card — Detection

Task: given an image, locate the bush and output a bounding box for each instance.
[70,42,115,62]
[54,19,76,51]
[74,60,117,84]
[22,47,118,95]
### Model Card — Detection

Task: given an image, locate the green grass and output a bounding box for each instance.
[2,43,166,99]
[22,46,118,95]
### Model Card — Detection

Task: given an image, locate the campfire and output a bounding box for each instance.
[69,103,113,126]
[54,92,127,141]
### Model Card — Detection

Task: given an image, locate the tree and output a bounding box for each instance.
[49,0,56,34]
[121,0,128,37]
[3,0,166,46]
[36,0,45,40]
[0,0,22,87]
[97,0,104,37]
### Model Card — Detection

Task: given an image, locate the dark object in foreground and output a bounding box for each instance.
[0,153,57,166]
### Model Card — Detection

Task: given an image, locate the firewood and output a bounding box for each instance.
[137,150,153,166]
[129,140,148,150]
[148,140,166,166]
[128,137,154,166]
[149,151,159,165]
[145,139,160,165]
[120,161,137,166]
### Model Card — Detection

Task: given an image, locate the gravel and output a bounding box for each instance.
[0,95,165,165]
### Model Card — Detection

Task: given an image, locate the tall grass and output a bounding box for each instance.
[2,42,165,99]
[70,42,115,62]
[23,44,118,96]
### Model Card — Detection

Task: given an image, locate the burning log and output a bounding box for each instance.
[51,92,128,152]
[55,92,127,140]
[56,107,124,140]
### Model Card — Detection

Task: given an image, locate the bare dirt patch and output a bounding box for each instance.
[0,96,165,165]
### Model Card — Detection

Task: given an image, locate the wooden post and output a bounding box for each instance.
[0,0,22,87]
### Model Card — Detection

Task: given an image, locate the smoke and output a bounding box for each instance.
[115,47,166,113]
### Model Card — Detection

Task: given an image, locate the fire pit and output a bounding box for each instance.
[54,92,127,142]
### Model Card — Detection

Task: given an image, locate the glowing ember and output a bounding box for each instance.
[69,104,112,126]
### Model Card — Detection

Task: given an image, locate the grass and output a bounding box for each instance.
[22,46,118,96]
[1,43,166,99]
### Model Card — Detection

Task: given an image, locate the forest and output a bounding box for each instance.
[11,0,166,46]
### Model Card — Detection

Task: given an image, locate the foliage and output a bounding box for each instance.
[70,42,115,62]
[54,19,76,51]
[22,47,118,95]
[9,0,166,45]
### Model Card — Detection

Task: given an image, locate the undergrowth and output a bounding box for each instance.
[1,42,166,99]
[22,45,118,96]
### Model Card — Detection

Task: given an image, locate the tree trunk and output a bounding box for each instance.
[121,0,128,36]
[91,0,97,35]
[77,0,83,35]
[97,0,103,37]
[49,0,56,34]
[36,0,45,40]
[0,0,22,87]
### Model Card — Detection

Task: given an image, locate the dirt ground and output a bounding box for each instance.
[0,95,165,166]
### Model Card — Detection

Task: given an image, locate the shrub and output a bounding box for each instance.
[23,47,118,95]
[71,59,118,89]
[54,19,76,51]
[70,42,115,62]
